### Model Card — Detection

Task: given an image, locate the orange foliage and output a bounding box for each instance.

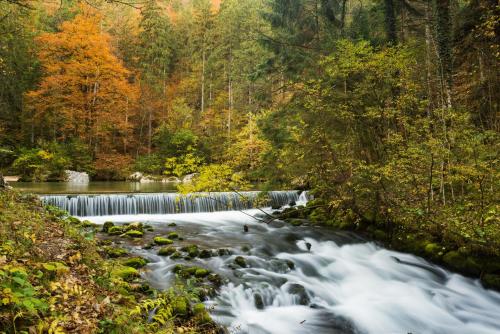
[27,4,138,156]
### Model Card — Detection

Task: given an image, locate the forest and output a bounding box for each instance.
[0,0,499,333]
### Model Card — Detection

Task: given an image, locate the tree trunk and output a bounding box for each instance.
[434,0,453,108]
[0,173,6,188]
[384,0,398,44]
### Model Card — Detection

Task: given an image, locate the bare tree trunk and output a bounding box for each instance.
[201,45,206,114]
[148,110,152,155]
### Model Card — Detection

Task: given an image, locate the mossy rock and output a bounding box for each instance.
[122,257,148,269]
[154,236,174,245]
[241,246,251,253]
[81,220,96,228]
[181,244,199,257]
[194,268,210,278]
[112,266,139,281]
[66,216,81,225]
[172,264,186,273]
[125,222,143,232]
[105,247,128,258]
[168,222,177,227]
[168,232,179,239]
[218,248,232,256]
[193,303,206,315]
[372,229,388,241]
[143,225,154,231]
[287,219,304,226]
[281,207,300,219]
[482,274,500,291]
[424,242,443,259]
[207,273,223,287]
[170,251,182,259]
[173,297,188,315]
[196,310,212,324]
[158,247,176,256]
[125,230,144,238]
[108,226,124,235]
[102,221,114,233]
[309,208,328,223]
[234,256,246,267]
[443,251,481,275]
[199,249,213,258]
[254,293,264,310]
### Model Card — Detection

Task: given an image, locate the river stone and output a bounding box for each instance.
[199,249,213,258]
[254,293,264,310]
[234,256,247,267]
[102,221,114,233]
[287,283,310,305]
[218,248,232,256]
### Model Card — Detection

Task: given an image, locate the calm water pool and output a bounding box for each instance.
[10,181,178,194]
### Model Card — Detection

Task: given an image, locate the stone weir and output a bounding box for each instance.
[40,190,302,216]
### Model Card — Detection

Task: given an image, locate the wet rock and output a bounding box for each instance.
[104,247,128,258]
[154,236,174,245]
[195,268,210,278]
[168,232,179,239]
[170,251,182,259]
[234,256,247,267]
[218,248,232,256]
[281,207,300,219]
[158,247,176,256]
[125,222,143,232]
[207,273,223,287]
[271,205,281,210]
[143,242,154,250]
[306,242,312,251]
[269,220,285,228]
[122,257,148,268]
[254,293,264,310]
[287,284,310,305]
[482,274,500,291]
[181,244,199,257]
[241,245,251,253]
[243,225,249,232]
[108,226,124,235]
[289,201,296,207]
[125,230,144,238]
[285,260,295,270]
[168,222,177,227]
[199,249,213,258]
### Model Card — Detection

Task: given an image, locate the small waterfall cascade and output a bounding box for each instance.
[41,190,302,216]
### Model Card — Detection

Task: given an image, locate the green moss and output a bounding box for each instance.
[167,232,179,239]
[424,242,443,259]
[125,230,144,238]
[193,303,205,315]
[199,249,213,258]
[168,222,177,227]
[102,221,114,232]
[153,236,173,245]
[180,244,199,257]
[66,216,81,225]
[288,219,303,226]
[173,297,188,315]
[104,247,128,258]
[194,268,210,278]
[482,274,500,291]
[170,251,182,259]
[158,247,176,256]
[234,256,246,267]
[108,226,124,235]
[124,222,143,232]
[122,257,148,269]
[309,208,328,222]
[81,220,95,228]
[373,229,388,241]
[111,266,139,281]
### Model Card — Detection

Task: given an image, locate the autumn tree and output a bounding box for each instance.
[26,5,138,166]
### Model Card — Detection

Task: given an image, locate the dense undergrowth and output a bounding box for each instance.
[0,189,219,334]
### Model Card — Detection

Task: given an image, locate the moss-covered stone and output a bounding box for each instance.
[170,251,182,259]
[443,251,482,275]
[125,222,143,232]
[218,248,231,256]
[288,219,303,226]
[104,247,128,258]
[168,222,177,227]
[111,266,139,281]
[153,236,174,245]
[125,230,144,238]
[424,242,443,259]
[102,221,114,233]
[173,297,188,315]
[168,232,179,239]
[482,274,500,291]
[308,207,329,223]
[122,257,148,268]
[66,216,81,225]
[194,268,210,278]
[281,207,300,219]
[199,249,213,258]
[158,247,176,256]
[181,244,199,257]
[234,256,246,267]
[373,229,388,241]
[108,226,124,235]
[193,303,206,315]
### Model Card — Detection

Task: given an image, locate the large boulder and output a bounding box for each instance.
[182,173,199,184]
[162,176,181,183]
[64,170,89,184]
[139,175,156,183]
[128,171,144,181]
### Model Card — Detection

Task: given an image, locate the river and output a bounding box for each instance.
[42,191,500,334]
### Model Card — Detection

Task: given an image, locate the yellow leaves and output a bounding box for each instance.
[68,251,81,264]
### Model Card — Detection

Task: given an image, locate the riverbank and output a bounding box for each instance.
[0,189,220,333]
[278,199,500,291]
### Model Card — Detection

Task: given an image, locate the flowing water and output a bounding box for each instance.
[62,192,500,334]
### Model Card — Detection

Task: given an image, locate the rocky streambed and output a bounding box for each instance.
[81,207,500,334]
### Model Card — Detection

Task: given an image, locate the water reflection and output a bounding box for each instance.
[10,181,178,194]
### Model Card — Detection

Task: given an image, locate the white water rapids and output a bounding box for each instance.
[83,207,500,334]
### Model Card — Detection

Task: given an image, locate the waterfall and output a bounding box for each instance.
[41,190,302,216]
